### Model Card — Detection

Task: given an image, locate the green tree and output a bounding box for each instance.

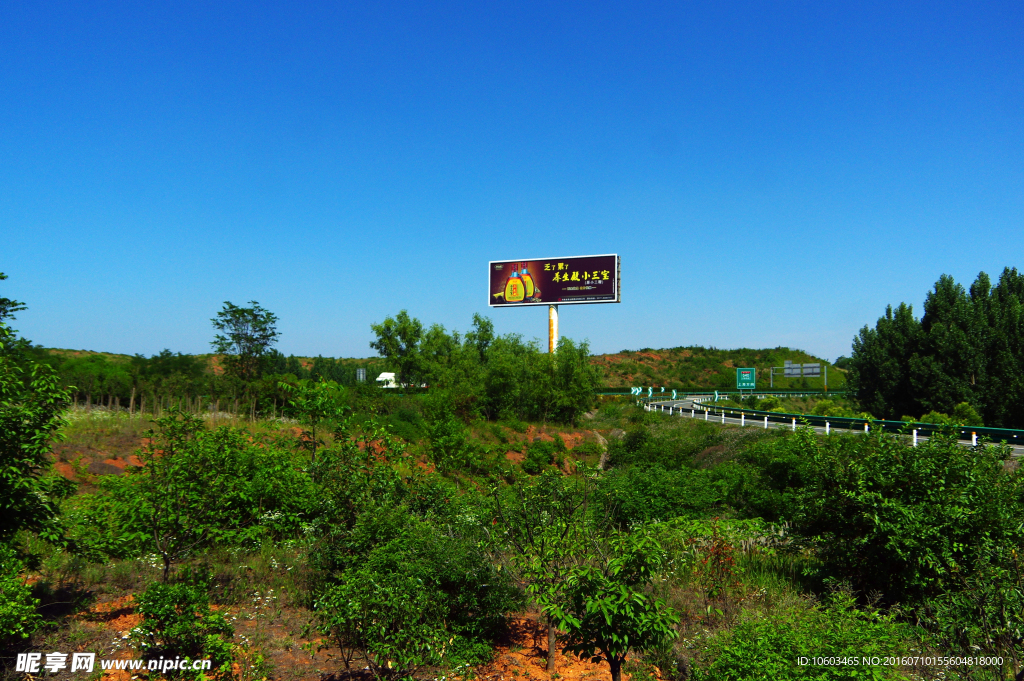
[0,542,42,644]
[0,273,72,543]
[848,302,922,419]
[131,570,234,679]
[492,470,595,672]
[72,409,314,578]
[848,268,1024,427]
[370,310,424,386]
[0,272,27,351]
[210,300,280,381]
[552,530,679,681]
[280,377,348,465]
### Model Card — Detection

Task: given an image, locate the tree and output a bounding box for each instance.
[848,302,922,419]
[0,272,27,351]
[492,469,595,673]
[552,530,679,681]
[0,273,72,543]
[210,301,280,381]
[280,377,348,465]
[369,310,424,386]
[848,268,1024,428]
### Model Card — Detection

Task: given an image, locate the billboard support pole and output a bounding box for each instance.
[548,305,559,353]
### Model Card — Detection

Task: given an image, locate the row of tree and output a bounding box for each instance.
[848,267,1024,428]
[15,296,598,426]
[370,310,601,425]
[33,349,377,416]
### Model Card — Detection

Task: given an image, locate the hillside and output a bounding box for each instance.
[590,345,846,391]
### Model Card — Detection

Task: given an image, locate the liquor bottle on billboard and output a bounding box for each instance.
[521,263,536,298]
[504,263,526,303]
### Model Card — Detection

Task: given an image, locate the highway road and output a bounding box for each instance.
[646,397,1024,458]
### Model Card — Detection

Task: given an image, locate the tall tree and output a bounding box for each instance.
[369,310,423,386]
[210,301,280,381]
[0,273,72,543]
[849,268,1024,428]
[849,303,922,419]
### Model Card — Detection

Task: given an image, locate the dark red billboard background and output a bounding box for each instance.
[488,254,619,306]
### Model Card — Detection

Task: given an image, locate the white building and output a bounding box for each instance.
[375,372,398,389]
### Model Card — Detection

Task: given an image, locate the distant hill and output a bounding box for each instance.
[590,346,845,391]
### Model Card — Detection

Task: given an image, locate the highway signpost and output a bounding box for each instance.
[771,361,827,389]
[736,368,756,391]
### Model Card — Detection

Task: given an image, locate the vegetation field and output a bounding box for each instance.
[5,270,1024,681]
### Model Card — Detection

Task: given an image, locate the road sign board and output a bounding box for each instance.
[736,368,756,390]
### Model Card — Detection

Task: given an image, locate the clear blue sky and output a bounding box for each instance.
[3,1,1021,361]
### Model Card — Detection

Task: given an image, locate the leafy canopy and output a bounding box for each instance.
[210,300,280,380]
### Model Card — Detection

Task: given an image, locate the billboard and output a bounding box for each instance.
[489,254,620,306]
[736,368,756,390]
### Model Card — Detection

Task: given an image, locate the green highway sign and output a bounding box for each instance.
[736,368,756,390]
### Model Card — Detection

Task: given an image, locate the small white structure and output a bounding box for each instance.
[375,372,398,389]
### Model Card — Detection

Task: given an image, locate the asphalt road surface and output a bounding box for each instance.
[646,398,1024,458]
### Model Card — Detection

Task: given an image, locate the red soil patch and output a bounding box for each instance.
[473,616,649,681]
[77,595,143,634]
[505,450,525,464]
[637,352,663,361]
[53,461,76,480]
[559,432,584,449]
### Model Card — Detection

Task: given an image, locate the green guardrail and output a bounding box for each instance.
[647,399,1024,446]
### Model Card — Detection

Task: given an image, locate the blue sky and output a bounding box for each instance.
[2,1,1021,361]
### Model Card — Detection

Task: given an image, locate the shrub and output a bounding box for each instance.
[553,530,679,681]
[605,421,721,469]
[690,591,913,680]
[951,402,983,427]
[522,440,556,475]
[791,428,1024,604]
[597,465,725,526]
[0,542,41,645]
[65,411,315,574]
[317,511,517,678]
[919,410,951,425]
[131,569,234,678]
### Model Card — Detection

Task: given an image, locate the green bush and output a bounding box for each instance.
[606,421,721,470]
[502,417,528,434]
[690,591,913,680]
[522,440,557,475]
[426,391,480,472]
[597,465,726,525]
[64,411,315,572]
[951,402,983,427]
[131,569,234,679]
[790,428,1024,604]
[0,542,41,644]
[317,510,517,678]
[919,410,951,426]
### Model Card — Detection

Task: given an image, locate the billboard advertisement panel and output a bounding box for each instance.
[488,254,620,306]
